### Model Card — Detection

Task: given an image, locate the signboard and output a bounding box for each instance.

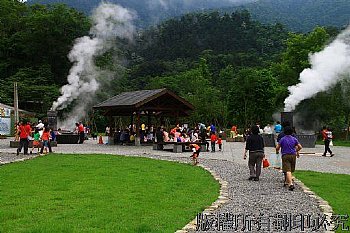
[0,107,11,117]
[0,117,11,135]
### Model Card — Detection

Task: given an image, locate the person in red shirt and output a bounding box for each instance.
[189,143,201,165]
[210,132,217,152]
[78,122,85,144]
[217,135,223,151]
[17,121,32,155]
[41,127,51,155]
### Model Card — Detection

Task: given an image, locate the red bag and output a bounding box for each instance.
[263,158,270,168]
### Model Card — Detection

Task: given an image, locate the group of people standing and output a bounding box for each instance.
[15,120,55,155]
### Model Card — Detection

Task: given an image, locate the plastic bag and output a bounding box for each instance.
[268,153,282,169]
[263,158,270,168]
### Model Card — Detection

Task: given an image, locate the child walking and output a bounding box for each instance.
[30,128,41,154]
[217,135,222,151]
[41,127,51,155]
[189,143,201,165]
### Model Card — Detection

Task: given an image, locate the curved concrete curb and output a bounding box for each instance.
[175,163,229,233]
[294,178,335,233]
[0,153,40,166]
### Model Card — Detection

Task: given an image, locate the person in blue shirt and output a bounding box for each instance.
[274,121,282,135]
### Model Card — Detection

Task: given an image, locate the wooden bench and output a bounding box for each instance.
[153,141,208,153]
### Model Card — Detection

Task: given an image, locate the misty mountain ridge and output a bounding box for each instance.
[27,0,350,32]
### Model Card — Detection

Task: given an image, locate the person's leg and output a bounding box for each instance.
[255,153,264,180]
[24,139,29,155]
[248,152,257,179]
[323,140,328,156]
[325,140,332,155]
[17,139,23,155]
[40,142,44,154]
[48,141,52,153]
[286,171,293,186]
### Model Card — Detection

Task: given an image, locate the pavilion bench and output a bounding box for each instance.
[153,141,208,153]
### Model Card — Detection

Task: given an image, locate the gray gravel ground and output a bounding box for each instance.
[1,137,348,233]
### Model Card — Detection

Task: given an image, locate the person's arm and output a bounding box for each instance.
[275,144,281,154]
[295,143,302,158]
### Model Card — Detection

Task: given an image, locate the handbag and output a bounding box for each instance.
[263,158,270,168]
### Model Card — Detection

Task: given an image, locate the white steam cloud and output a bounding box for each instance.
[52,3,135,129]
[284,26,350,111]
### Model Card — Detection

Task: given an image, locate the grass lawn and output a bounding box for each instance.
[294,171,350,231]
[0,154,220,233]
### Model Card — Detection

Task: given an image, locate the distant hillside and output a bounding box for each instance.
[27,0,350,31]
[229,0,350,32]
[27,0,255,27]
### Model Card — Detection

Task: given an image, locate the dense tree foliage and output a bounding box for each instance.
[0,0,90,116]
[1,0,349,135]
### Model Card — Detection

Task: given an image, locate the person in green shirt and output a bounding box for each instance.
[30,128,41,154]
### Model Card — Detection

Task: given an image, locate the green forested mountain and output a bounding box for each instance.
[229,0,350,32]
[27,0,350,32]
[27,0,255,28]
[1,0,349,133]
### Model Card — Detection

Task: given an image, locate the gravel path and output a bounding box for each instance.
[2,137,348,232]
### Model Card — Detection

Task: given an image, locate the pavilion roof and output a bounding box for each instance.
[93,89,194,117]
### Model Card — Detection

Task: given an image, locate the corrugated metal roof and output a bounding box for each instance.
[94,88,167,108]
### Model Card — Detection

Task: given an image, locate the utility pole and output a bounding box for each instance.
[14,82,19,123]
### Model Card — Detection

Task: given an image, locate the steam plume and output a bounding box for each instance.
[51,3,135,128]
[284,26,350,111]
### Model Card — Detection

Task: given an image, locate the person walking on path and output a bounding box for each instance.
[17,121,32,155]
[210,132,217,152]
[275,126,302,191]
[217,135,222,151]
[243,125,265,181]
[321,126,335,157]
[189,143,201,165]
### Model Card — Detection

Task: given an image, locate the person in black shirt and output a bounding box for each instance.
[244,125,265,181]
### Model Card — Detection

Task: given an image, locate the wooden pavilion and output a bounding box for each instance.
[93,89,194,144]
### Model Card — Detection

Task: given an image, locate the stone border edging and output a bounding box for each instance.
[175,163,229,233]
[0,153,40,166]
[294,178,335,233]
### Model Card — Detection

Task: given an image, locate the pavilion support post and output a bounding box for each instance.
[130,114,134,133]
[147,112,151,131]
[107,115,113,145]
[135,111,141,146]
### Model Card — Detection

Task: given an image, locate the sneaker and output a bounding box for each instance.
[330,154,335,157]
[289,185,295,191]
[248,177,255,180]
[322,154,326,157]
[253,177,259,181]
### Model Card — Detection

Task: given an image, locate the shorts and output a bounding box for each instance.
[282,154,296,172]
[33,140,40,147]
[43,140,49,147]
[193,149,201,158]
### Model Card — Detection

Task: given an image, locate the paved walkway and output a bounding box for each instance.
[1,137,349,232]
